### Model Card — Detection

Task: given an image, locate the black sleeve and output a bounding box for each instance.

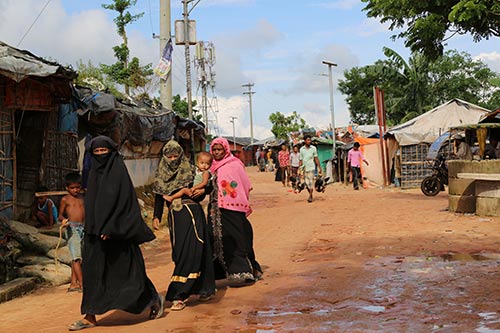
[153,194,165,222]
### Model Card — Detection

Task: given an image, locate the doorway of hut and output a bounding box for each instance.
[14,110,48,216]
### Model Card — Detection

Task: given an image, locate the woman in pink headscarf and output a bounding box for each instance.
[209,137,262,287]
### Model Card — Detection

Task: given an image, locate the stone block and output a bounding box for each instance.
[19,263,71,286]
[10,222,66,255]
[448,194,476,213]
[16,255,54,266]
[0,277,39,303]
[47,246,73,266]
[476,197,500,216]
[448,178,475,196]
[8,221,38,235]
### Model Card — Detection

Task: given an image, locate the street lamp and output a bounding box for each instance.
[229,116,237,150]
[322,60,337,157]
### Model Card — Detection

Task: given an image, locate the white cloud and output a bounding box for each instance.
[211,19,285,95]
[283,43,359,96]
[474,52,500,73]
[356,17,391,37]
[0,0,121,66]
[203,95,271,140]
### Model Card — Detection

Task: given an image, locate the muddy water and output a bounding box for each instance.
[246,253,500,332]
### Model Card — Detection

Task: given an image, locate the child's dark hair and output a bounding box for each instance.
[303,134,312,140]
[65,172,82,186]
[198,151,213,162]
[353,142,360,148]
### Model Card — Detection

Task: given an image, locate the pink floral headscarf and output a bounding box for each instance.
[210,137,252,215]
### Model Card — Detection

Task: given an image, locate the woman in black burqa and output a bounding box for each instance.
[69,136,164,331]
[152,140,215,311]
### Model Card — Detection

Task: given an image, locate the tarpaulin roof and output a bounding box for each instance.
[387,99,490,146]
[75,87,205,146]
[0,40,76,82]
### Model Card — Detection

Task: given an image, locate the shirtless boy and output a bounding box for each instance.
[59,172,85,292]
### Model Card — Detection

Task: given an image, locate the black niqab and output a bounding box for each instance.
[85,136,154,244]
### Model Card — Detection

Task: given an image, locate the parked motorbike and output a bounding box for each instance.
[421,154,448,196]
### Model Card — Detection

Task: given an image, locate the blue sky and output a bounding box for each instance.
[1,0,499,139]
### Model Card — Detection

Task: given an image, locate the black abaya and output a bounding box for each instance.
[82,136,158,316]
[153,194,215,301]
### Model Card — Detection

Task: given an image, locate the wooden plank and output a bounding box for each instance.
[34,191,68,197]
[457,173,500,181]
[475,180,500,198]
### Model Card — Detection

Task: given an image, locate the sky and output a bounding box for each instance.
[1,0,500,140]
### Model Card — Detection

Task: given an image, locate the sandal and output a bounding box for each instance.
[149,294,165,319]
[171,300,186,311]
[199,294,212,302]
[68,320,96,331]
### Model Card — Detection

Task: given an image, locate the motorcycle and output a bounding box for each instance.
[420,153,448,196]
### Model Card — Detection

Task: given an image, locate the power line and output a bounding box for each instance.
[147,0,155,37]
[17,0,52,47]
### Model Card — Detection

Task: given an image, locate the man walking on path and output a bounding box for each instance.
[347,142,369,190]
[299,135,322,203]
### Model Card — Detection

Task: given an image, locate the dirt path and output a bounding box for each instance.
[1,168,499,332]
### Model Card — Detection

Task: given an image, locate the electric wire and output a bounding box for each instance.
[17,0,52,47]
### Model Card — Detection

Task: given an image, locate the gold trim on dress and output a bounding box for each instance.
[185,204,204,244]
[170,272,201,283]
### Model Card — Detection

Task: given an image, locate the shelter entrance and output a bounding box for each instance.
[15,110,48,212]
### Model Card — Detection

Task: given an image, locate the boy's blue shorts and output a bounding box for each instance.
[66,223,84,261]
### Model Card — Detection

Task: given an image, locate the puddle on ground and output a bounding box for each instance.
[440,253,491,262]
[245,252,500,332]
[360,305,386,313]
[477,312,500,333]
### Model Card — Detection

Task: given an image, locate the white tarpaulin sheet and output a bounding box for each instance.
[387,99,490,146]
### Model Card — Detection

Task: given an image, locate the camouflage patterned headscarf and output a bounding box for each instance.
[152,140,194,195]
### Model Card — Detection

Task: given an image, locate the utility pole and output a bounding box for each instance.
[229,116,237,150]
[322,60,337,157]
[159,0,172,109]
[182,0,193,120]
[242,83,255,145]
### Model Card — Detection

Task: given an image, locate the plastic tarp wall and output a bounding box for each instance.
[355,137,385,187]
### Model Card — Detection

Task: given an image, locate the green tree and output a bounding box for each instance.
[101,0,153,96]
[362,0,500,59]
[268,111,308,140]
[172,94,201,122]
[338,62,384,124]
[75,60,124,98]
[338,49,500,125]
[380,47,431,123]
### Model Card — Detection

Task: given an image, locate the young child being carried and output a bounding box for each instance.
[31,186,59,228]
[163,151,212,202]
[58,172,85,293]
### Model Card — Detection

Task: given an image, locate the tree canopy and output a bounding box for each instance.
[172,95,201,122]
[268,111,309,140]
[362,0,500,59]
[338,49,500,125]
[101,0,153,96]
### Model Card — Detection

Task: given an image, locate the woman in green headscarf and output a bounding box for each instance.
[152,140,215,311]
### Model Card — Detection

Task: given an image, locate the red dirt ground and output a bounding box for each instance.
[0,167,499,332]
